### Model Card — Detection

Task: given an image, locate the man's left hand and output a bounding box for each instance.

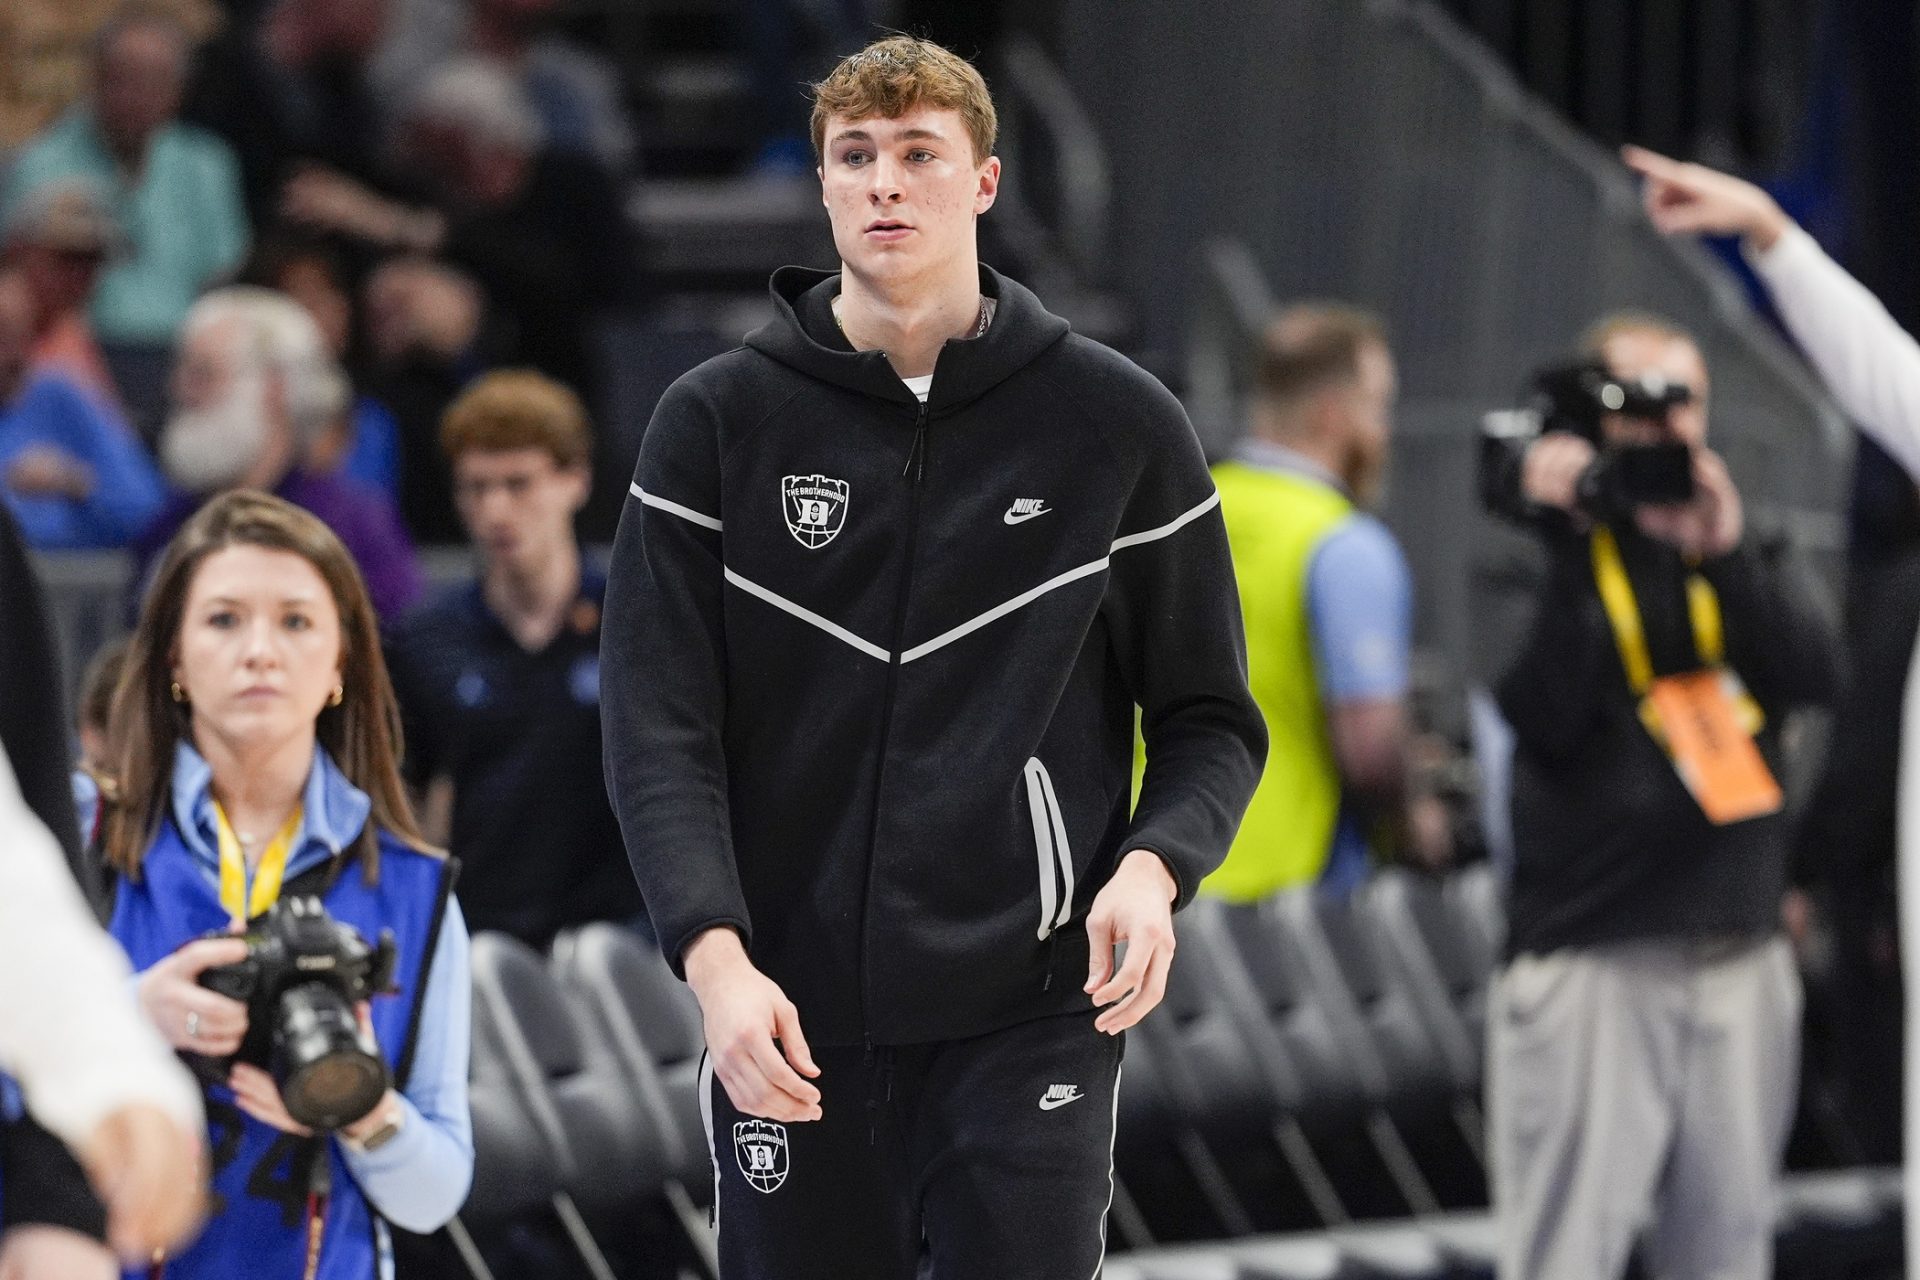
[1085,849,1179,1035]
[5,445,94,501]
[1634,447,1742,560]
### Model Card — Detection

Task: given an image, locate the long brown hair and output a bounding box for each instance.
[101,490,432,880]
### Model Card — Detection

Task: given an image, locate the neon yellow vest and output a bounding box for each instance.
[1202,460,1353,901]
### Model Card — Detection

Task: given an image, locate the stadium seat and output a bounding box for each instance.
[1138,896,1352,1232]
[468,931,691,1280]
[464,1014,563,1225]
[1266,887,1487,1207]
[444,997,567,1280]
[1213,898,1443,1219]
[1357,870,1486,1084]
[551,924,712,1192]
[550,923,720,1273]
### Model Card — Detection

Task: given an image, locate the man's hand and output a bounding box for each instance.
[0,1225,119,1280]
[78,1103,207,1262]
[1404,792,1455,872]
[1634,447,1743,559]
[683,929,822,1122]
[363,258,483,365]
[1085,850,1179,1035]
[1520,433,1597,518]
[1621,145,1792,252]
[280,166,442,252]
[4,445,95,501]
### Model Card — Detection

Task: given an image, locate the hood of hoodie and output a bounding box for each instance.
[746,263,1073,414]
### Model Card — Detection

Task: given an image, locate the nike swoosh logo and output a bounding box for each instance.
[1038,1092,1083,1110]
[1004,507,1053,525]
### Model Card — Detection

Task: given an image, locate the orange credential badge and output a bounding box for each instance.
[1644,669,1783,825]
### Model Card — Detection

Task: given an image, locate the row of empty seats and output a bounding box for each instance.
[1106,866,1902,1279]
[434,864,1901,1279]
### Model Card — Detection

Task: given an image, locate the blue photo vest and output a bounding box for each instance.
[109,821,450,1280]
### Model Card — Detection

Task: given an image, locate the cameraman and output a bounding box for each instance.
[1487,313,1836,1280]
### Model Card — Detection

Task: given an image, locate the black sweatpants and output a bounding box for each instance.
[701,1010,1124,1280]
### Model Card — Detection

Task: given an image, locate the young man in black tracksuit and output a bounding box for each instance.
[601,36,1266,1279]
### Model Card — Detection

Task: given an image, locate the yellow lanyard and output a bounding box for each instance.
[1590,525,1723,694]
[213,803,303,927]
[1591,526,1761,741]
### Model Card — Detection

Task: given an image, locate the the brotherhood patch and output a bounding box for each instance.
[733,1119,789,1193]
[782,474,848,549]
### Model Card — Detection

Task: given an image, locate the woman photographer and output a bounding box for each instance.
[97,490,471,1279]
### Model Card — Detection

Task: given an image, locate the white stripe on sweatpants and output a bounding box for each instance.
[698,1051,720,1244]
[1898,632,1920,1280]
[1089,1062,1122,1280]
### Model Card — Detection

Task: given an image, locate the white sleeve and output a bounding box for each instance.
[0,746,203,1152]
[1749,224,1920,481]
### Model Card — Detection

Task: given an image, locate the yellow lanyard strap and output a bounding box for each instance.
[214,803,303,927]
[1590,525,1724,693]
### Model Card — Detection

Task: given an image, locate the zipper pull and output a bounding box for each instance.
[901,405,928,481]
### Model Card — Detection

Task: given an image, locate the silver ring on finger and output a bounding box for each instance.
[186,1010,201,1041]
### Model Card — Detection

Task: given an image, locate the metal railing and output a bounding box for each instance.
[1061,0,1849,672]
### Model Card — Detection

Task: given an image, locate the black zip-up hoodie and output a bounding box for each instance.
[602,265,1266,1046]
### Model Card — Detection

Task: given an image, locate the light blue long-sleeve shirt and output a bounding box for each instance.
[162,742,472,1247]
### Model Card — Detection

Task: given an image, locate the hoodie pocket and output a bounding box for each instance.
[1024,757,1074,940]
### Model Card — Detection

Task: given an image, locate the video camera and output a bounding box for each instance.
[190,897,398,1131]
[1479,359,1696,522]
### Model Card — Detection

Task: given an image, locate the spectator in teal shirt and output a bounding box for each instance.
[2,10,249,353]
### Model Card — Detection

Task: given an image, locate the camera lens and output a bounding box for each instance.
[273,983,391,1130]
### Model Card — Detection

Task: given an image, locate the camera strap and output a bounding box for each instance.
[1590,525,1727,692]
[213,803,304,928]
[301,1139,331,1280]
[1591,526,1781,824]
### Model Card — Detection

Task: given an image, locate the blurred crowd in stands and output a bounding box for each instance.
[0,0,645,568]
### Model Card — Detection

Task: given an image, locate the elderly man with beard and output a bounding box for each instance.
[1202,304,1447,904]
[130,286,420,617]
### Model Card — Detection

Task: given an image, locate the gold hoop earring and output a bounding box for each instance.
[329,684,344,707]
[169,681,187,704]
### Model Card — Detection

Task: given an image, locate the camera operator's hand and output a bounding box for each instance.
[1521,433,1597,518]
[1634,448,1743,559]
[136,938,251,1056]
[1621,146,1793,253]
[228,1064,312,1138]
[684,928,822,1123]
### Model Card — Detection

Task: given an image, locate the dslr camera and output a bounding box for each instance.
[1480,359,1696,522]
[193,897,398,1131]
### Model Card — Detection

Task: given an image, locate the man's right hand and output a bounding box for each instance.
[1520,433,1597,516]
[0,1226,118,1280]
[1621,146,1793,252]
[79,1103,207,1262]
[683,929,823,1122]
